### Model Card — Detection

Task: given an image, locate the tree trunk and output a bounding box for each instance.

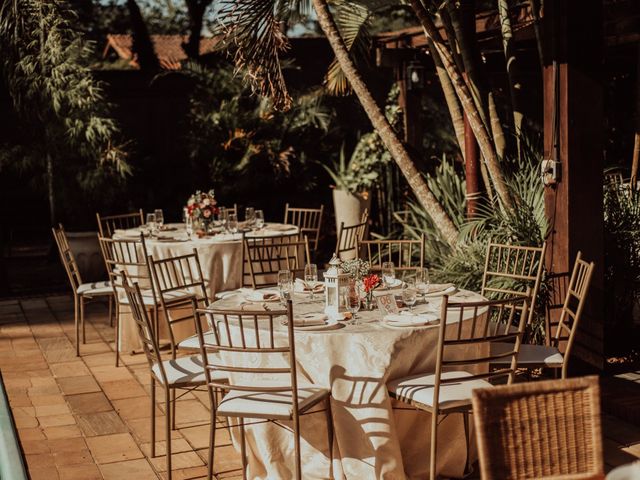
[46,152,55,226]
[409,0,513,210]
[184,0,210,59]
[529,0,545,72]
[311,0,459,246]
[498,0,523,137]
[632,45,640,188]
[127,0,159,70]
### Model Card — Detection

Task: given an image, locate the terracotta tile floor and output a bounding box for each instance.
[1,295,639,479]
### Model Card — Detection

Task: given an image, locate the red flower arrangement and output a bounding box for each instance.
[363,274,381,293]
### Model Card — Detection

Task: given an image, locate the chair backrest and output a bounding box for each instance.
[481,241,546,326]
[148,249,209,355]
[472,376,603,480]
[357,234,425,273]
[552,252,595,378]
[193,300,302,415]
[283,204,324,252]
[428,293,530,415]
[98,234,154,300]
[336,209,369,260]
[96,209,144,238]
[243,234,310,288]
[223,204,238,217]
[121,274,166,382]
[52,224,83,291]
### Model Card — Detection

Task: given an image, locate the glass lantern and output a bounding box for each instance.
[324,254,350,319]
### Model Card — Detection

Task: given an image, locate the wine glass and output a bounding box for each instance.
[278,270,294,305]
[218,207,228,231]
[402,279,418,313]
[145,213,157,237]
[382,262,396,289]
[245,207,255,227]
[227,213,238,234]
[304,264,319,301]
[416,268,430,303]
[255,210,265,230]
[154,209,164,230]
[185,216,193,240]
[343,281,362,324]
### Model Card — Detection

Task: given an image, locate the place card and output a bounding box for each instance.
[376,294,399,316]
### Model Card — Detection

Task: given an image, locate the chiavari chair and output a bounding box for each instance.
[284,204,324,252]
[357,234,425,274]
[242,234,310,289]
[335,209,368,261]
[96,209,144,238]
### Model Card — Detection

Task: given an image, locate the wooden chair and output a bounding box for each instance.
[52,224,114,356]
[122,276,225,480]
[242,235,310,289]
[192,300,332,480]
[472,376,603,480]
[481,241,546,328]
[335,209,368,261]
[387,292,530,480]
[284,204,324,252]
[491,252,595,379]
[357,234,425,274]
[98,234,159,367]
[96,209,144,238]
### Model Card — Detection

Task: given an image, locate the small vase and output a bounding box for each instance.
[365,293,375,311]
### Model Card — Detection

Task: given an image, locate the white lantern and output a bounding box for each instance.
[324,254,350,319]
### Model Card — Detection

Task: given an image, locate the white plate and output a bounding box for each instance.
[381,278,402,289]
[244,290,281,303]
[424,285,458,298]
[382,312,439,328]
[283,318,344,331]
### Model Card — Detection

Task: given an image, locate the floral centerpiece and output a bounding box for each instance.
[341,258,381,309]
[185,189,219,232]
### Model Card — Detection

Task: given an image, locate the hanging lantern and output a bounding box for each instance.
[324,254,350,319]
[406,60,425,91]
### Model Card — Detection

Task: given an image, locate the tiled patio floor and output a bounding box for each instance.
[1,294,639,479]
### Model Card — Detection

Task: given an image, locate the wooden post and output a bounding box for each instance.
[543,0,604,371]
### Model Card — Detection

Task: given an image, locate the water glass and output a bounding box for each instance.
[343,281,362,324]
[255,210,265,230]
[416,268,430,303]
[227,213,238,234]
[245,207,255,226]
[304,264,319,301]
[218,207,228,230]
[402,279,418,312]
[145,213,157,237]
[185,216,193,239]
[154,209,164,229]
[382,262,396,289]
[278,270,294,304]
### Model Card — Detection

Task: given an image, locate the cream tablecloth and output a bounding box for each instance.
[113,223,299,351]
[212,289,487,480]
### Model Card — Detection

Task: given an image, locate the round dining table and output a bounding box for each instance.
[113,222,300,351]
[211,288,487,480]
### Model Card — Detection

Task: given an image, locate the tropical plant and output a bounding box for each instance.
[0,0,129,225]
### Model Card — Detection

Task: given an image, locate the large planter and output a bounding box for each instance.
[66,231,107,283]
[332,189,371,259]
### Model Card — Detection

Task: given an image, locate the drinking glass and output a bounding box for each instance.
[304,264,319,301]
[344,280,362,324]
[245,207,255,226]
[227,213,238,234]
[402,279,418,312]
[278,270,294,305]
[255,210,265,230]
[154,209,164,230]
[382,262,396,289]
[185,216,193,239]
[218,207,228,230]
[145,213,157,237]
[416,268,430,303]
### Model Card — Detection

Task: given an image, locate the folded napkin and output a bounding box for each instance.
[266,224,297,232]
[294,278,324,293]
[245,290,280,302]
[427,283,455,294]
[293,313,328,327]
[384,312,439,327]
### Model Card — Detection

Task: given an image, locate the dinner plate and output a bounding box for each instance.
[383,278,403,289]
[283,318,345,331]
[424,285,458,298]
[244,290,281,303]
[382,312,439,328]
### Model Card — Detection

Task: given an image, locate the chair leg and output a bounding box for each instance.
[171,388,176,430]
[207,390,217,480]
[165,387,172,479]
[462,412,472,477]
[80,296,86,344]
[326,401,335,480]
[108,295,114,327]
[429,410,438,480]
[115,302,120,367]
[239,419,247,480]
[151,376,156,458]
[293,411,302,480]
[73,295,80,357]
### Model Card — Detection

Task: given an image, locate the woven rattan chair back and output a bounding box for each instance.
[52,224,83,291]
[433,292,531,412]
[242,235,310,289]
[552,252,595,378]
[121,276,168,384]
[96,209,144,238]
[148,250,209,355]
[284,204,324,252]
[481,241,546,327]
[336,209,368,260]
[357,234,425,273]
[472,376,603,480]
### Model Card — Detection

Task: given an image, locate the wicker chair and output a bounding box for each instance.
[491,251,595,378]
[52,224,114,356]
[96,210,144,238]
[284,204,324,253]
[335,209,368,261]
[357,234,425,274]
[472,376,603,480]
[387,292,531,480]
[192,300,332,480]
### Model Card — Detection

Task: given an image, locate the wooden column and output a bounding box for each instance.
[543,0,604,370]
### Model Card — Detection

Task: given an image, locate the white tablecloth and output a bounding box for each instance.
[212,289,487,479]
[113,223,299,351]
